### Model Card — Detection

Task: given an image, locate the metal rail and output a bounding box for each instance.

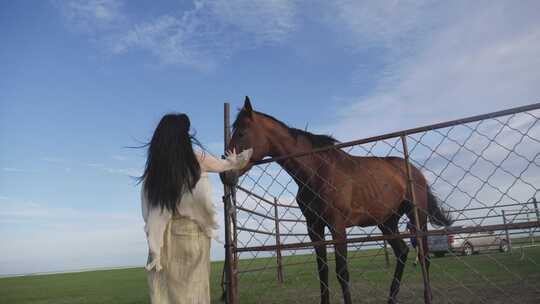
[236,221,540,253]
[236,185,300,209]
[251,103,540,166]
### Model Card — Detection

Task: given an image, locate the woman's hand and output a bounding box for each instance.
[236,148,252,169]
[225,148,237,159]
[225,148,252,169]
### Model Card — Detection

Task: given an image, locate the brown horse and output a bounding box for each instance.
[227,97,452,304]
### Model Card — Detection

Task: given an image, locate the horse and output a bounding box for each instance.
[226,97,452,304]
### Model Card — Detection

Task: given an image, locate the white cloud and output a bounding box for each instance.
[208,0,296,44]
[0,224,146,275]
[330,0,437,51]
[56,0,296,69]
[113,0,296,70]
[2,167,25,172]
[0,200,145,275]
[325,1,540,140]
[0,178,229,274]
[0,201,134,222]
[102,167,142,177]
[41,157,65,163]
[55,0,125,33]
[84,162,141,176]
[112,155,127,161]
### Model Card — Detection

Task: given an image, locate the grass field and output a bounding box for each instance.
[1,246,539,304]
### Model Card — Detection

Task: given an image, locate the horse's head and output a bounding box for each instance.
[227,96,272,176]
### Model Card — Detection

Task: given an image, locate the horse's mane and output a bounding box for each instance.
[233,109,339,148]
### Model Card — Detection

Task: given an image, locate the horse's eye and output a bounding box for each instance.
[238,132,245,138]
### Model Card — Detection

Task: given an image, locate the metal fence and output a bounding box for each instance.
[221,103,540,304]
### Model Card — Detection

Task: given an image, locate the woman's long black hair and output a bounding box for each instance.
[139,113,201,214]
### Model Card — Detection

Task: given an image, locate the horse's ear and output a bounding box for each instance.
[243,96,253,117]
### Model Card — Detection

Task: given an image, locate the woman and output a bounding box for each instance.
[139,113,251,304]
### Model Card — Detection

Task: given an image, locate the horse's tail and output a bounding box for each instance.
[427,187,453,227]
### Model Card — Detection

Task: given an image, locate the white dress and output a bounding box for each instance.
[141,149,251,304]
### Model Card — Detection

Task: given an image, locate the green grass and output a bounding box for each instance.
[1,247,539,304]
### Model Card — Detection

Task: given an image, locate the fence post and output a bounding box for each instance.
[230,186,239,274]
[527,212,533,245]
[223,103,238,304]
[534,197,540,223]
[401,135,432,304]
[534,197,539,245]
[274,198,284,283]
[502,210,512,253]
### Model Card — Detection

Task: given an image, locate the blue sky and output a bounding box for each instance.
[1,0,539,275]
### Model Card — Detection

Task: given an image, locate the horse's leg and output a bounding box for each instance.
[379,216,409,304]
[308,220,330,304]
[331,224,352,304]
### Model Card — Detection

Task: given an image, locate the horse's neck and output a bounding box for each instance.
[266,127,321,184]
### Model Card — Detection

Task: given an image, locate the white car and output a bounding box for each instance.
[426,228,509,257]
[449,230,509,256]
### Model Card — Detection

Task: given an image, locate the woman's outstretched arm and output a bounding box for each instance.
[195,149,252,173]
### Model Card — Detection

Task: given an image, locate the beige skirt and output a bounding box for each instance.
[147,216,211,304]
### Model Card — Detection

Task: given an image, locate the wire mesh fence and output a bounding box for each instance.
[221,102,540,304]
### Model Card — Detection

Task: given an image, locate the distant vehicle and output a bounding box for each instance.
[425,227,509,257]
[450,230,509,256]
